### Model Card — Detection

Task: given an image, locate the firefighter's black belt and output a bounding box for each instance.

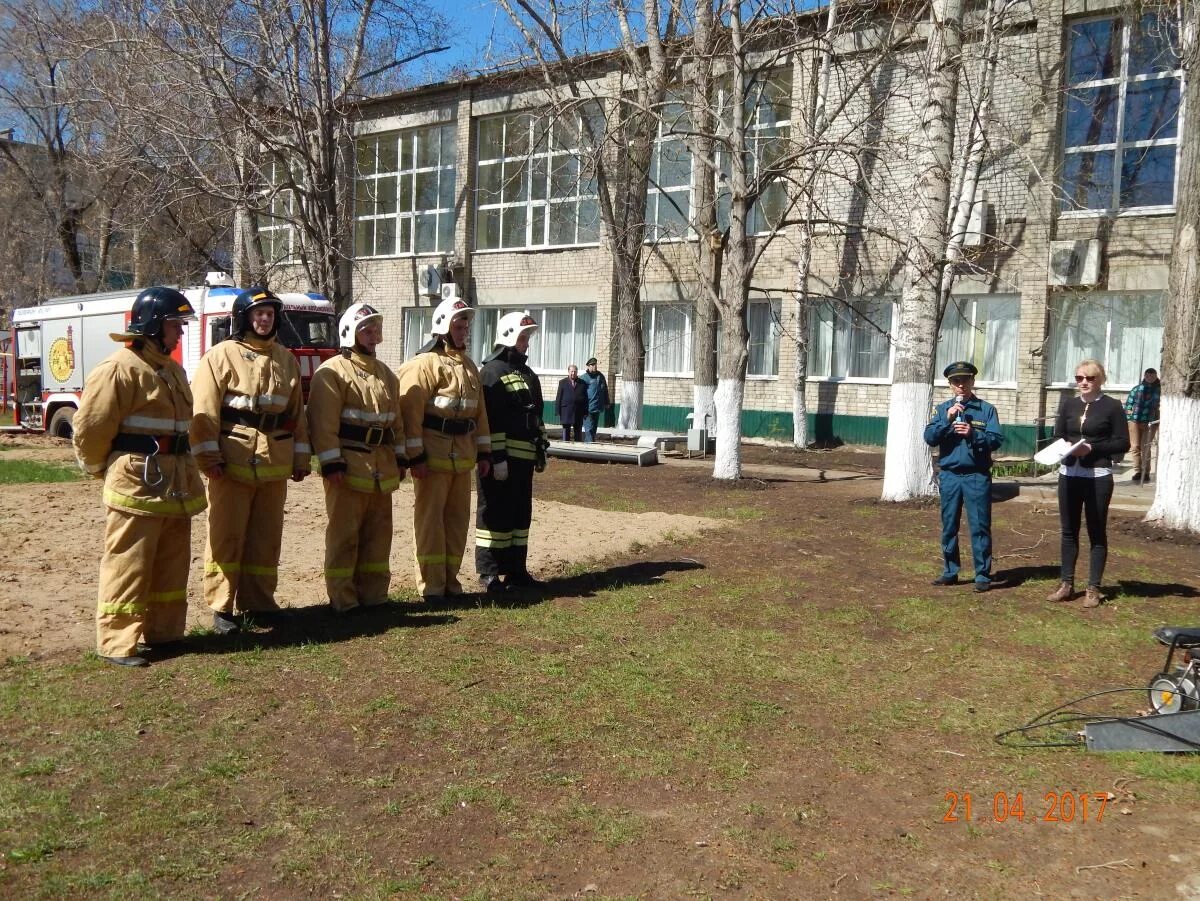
[423,414,476,435]
[221,406,293,433]
[338,423,394,447]
[112,432,191,455]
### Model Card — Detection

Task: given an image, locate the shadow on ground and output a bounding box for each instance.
[140,557,706,662]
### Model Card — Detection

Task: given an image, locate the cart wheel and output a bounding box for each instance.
[48,406,75,439]
[1149,675,1184,715]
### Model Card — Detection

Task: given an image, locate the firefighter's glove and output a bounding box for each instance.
[411,462,430,480]
[477,458,492,479]
[534,438,550,473]
[492,460,509,482]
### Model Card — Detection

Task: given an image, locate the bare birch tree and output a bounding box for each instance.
[496,0,679,430]
[880,0,964,501]
[1147,1,1200,533]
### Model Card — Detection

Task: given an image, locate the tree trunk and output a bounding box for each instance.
[690,0,719,438]
[881,0,963,502]
[1147,24,1200,533]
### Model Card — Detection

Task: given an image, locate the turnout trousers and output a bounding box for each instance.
[323,480,394,611]
[937,469,993,584]
[475,460,535,579]
[203,476,287,613]
[412,468,472,598]
[96,510,190,658]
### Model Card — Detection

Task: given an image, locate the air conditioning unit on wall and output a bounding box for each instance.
[417,264,441,297]
[1048,239,1102,287]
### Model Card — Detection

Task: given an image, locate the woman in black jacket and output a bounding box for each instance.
[1046,359,1131,608]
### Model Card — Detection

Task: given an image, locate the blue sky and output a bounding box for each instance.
[420,1,527,79]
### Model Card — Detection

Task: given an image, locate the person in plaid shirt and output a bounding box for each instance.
[1124,368,1160,484]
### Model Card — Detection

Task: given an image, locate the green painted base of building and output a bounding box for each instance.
[544,402,1042,456]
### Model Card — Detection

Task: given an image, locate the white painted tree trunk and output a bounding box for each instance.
[791,302,810,447]
[692,383,716,435]
[619,380,643,430]
[881,0,962,502]
[881,382,938,498]
[1146,395,1200,533]
[1147,29,1200,534]
[713,378,744,480]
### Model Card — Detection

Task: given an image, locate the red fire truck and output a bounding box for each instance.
[1,274,338,437]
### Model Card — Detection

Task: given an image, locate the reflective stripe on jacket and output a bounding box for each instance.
[398,341,491,472]
[307,350,406,493]
[73,343,207,518]
[190,334,311,482]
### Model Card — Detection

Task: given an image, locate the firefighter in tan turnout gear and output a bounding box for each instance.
[307,303,407,613]
[73,287,207,667]
[398,297,492,601]
[190,288,310,634]
[476,312,549,594]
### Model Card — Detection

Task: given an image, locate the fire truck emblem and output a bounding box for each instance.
[48,326,76,383]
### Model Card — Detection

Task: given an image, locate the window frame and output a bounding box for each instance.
[355,124,457,259]
[1059,12,1184,217]
[747,297,782,379]
[935,294,1021,388]
[806,297,895,383]
[1046,290,1164,389]
[474,110,602,252]
[642,302,694,377]
[521,304,597,375]
[259,158,298,264]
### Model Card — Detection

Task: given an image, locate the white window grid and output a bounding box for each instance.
[522,304,597,373]
[643,303,694,376]
[646,94,695,242]
[716,71,793,236]
[747,298,782,378]
[807,298,895,383]
[355,125,456,258]
[935,294,1020,386]
[475,112,601,251]
[1061,13,1183,215]
[1047,291,1163,389]
[260,158,297,263]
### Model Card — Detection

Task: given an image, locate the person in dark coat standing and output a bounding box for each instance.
[555,365,588,441]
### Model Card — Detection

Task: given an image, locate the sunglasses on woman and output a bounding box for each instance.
[1075,374,1099,382]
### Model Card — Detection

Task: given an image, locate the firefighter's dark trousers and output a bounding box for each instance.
[412,467,471,598]
[475,460,534,579]
[96,510,190,659]
[323,480,394,611]
[203,476,287,613]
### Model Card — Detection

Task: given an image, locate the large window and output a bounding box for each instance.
[936,295,1019,385]
[748,298,781,377]
[1048,292,1162,387]
[646,94,693,241]
[643,303,693,375]
[259,158,297,263]
[355,124,456,257]
[718,70,793,235]
[808,298,893,380]
[1062,13,1181,212]
[522,305,596,372]
[475,109,602,250]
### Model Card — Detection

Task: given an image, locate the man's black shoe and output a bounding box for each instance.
[135,639,184,655]
[974,581,992,593]
[505,572,545,588]
[930,575,959,586]
[212,611,240,635]
[101,654,148,668]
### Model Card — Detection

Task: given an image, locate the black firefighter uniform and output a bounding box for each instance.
[73,341,207,658]
[476,344,546,580]
[307,350,406,611]
[398,344,492,598]
[190,334,310,613]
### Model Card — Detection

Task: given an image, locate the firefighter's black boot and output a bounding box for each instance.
[212,611,240,635]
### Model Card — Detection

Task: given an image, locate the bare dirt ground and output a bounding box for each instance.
[0,434,717,658]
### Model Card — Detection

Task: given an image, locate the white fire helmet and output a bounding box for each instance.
[495,310,539,348]
[430,296,475,336]
[338,302,384,348]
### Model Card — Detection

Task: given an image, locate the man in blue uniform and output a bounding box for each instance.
[923,361,1004,593]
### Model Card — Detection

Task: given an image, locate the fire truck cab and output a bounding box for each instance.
[3,274,338,437]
